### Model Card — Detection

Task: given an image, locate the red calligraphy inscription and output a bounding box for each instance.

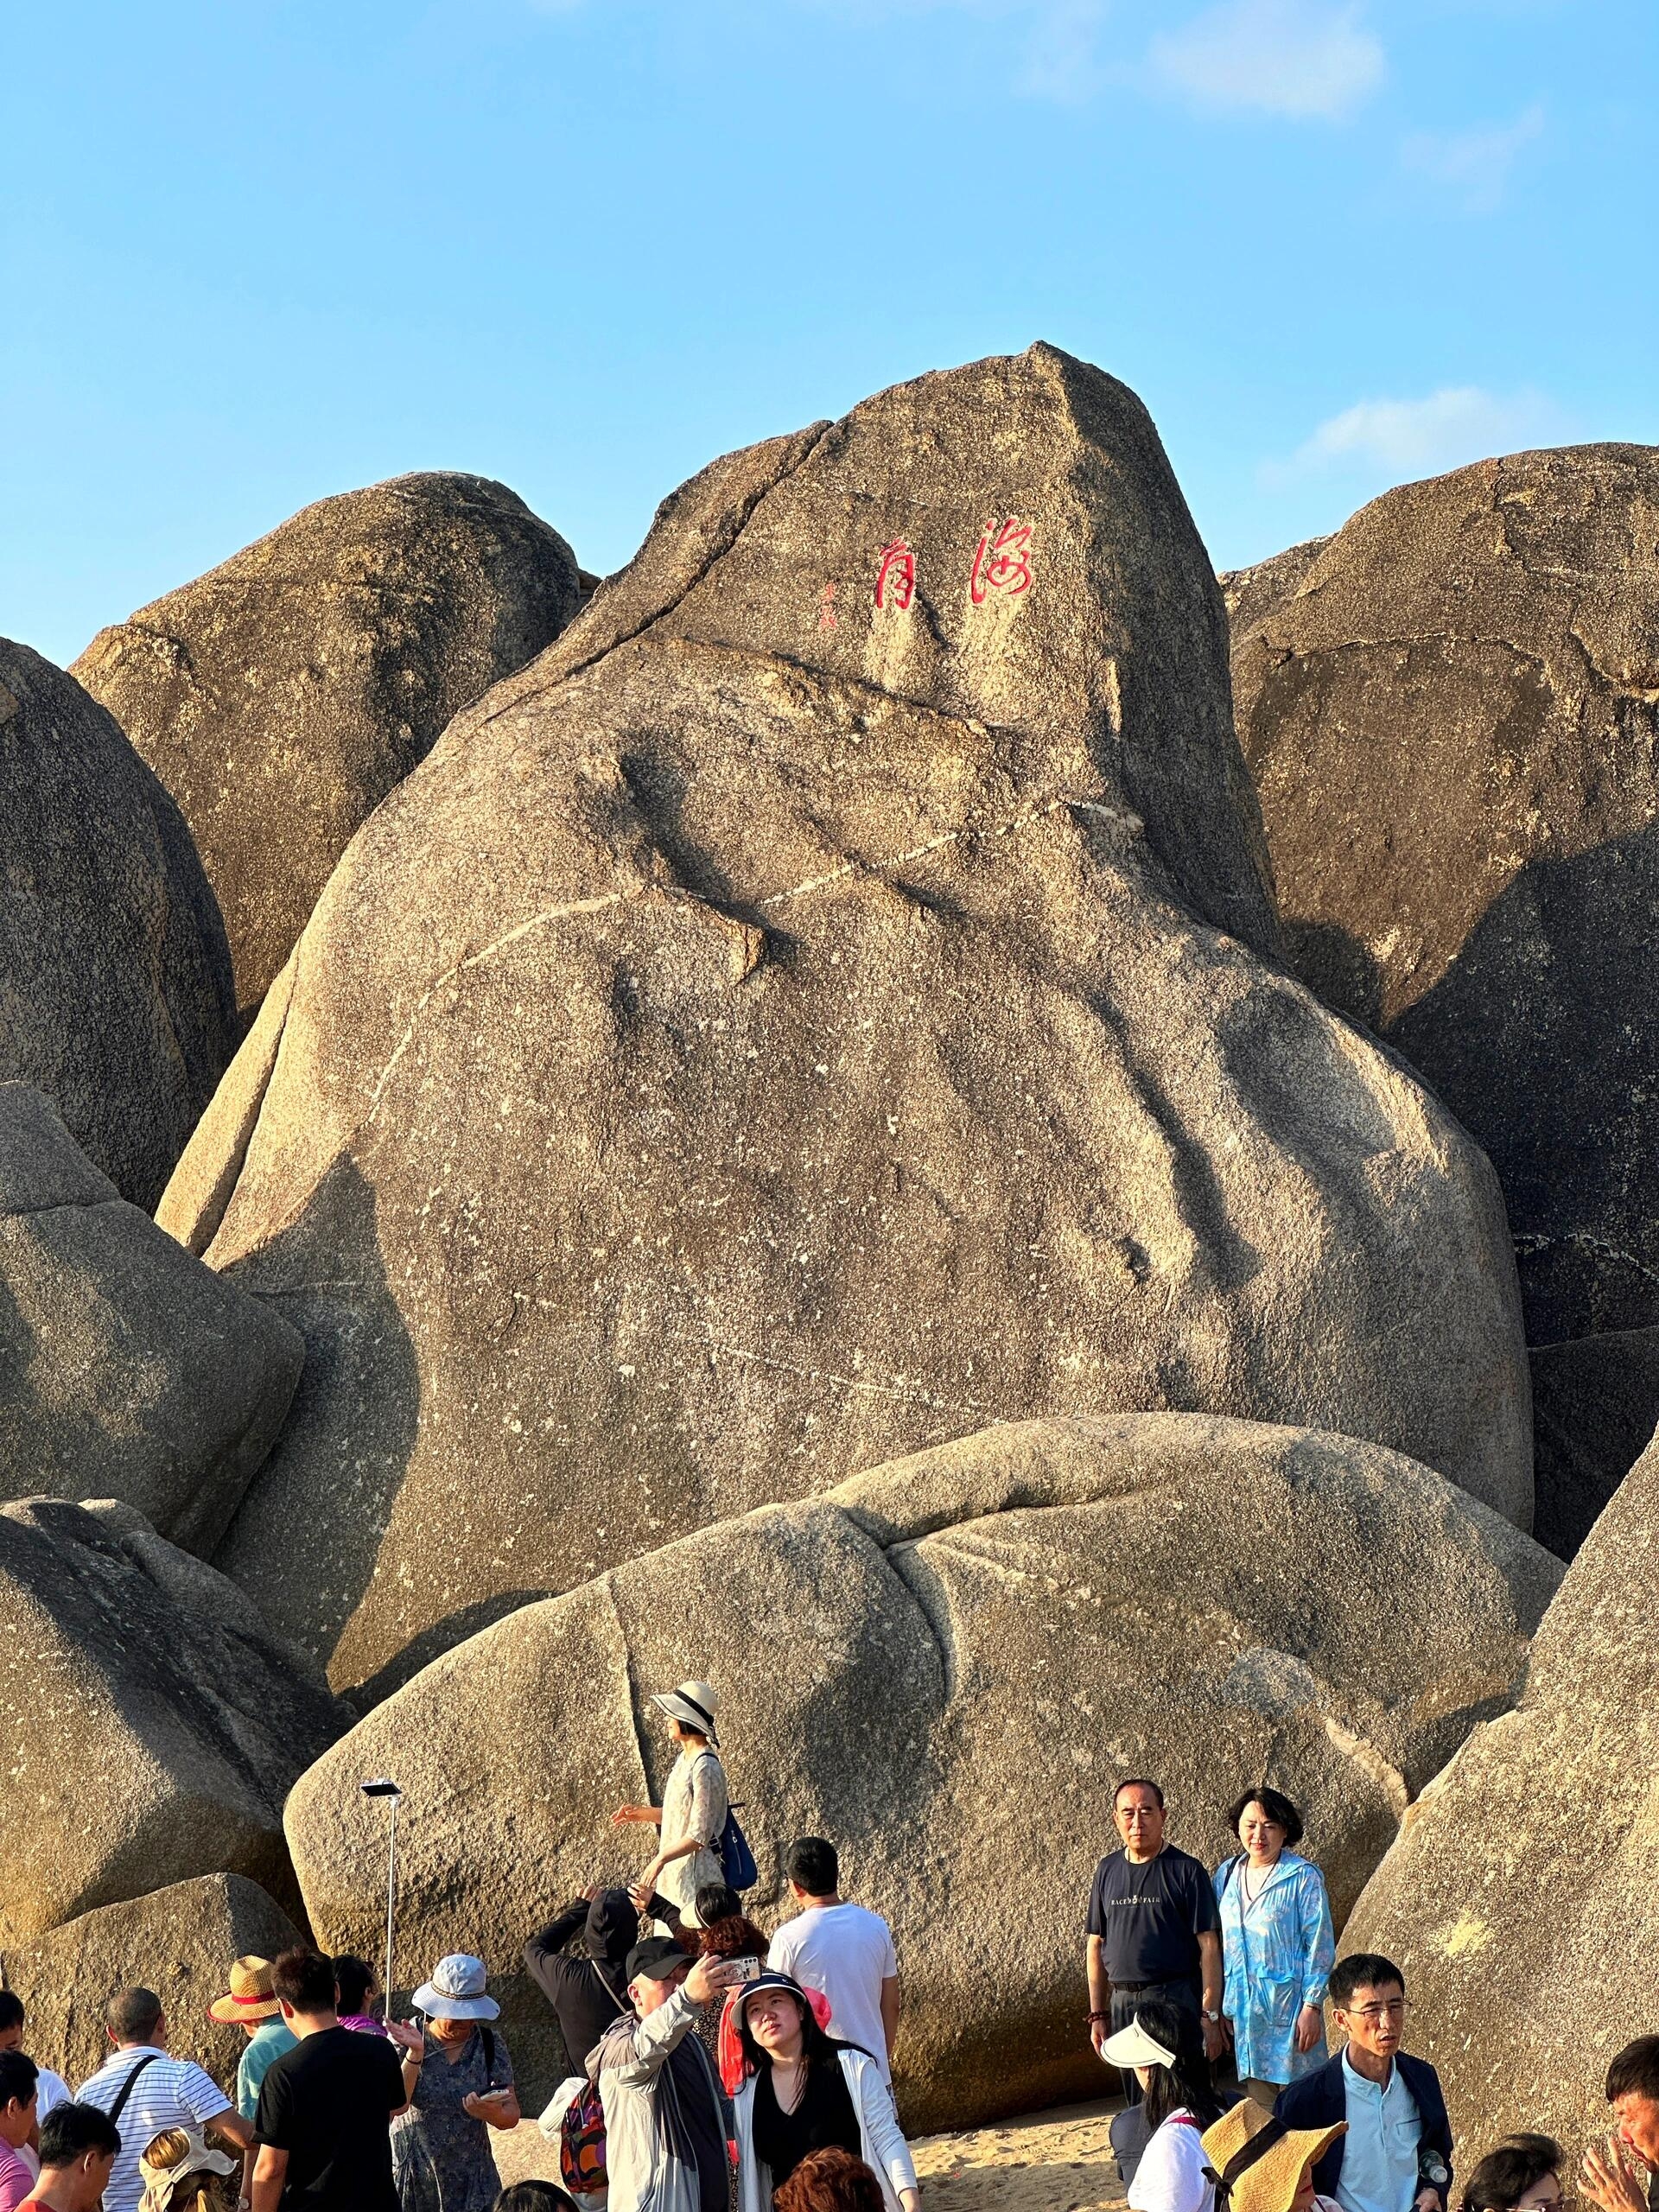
[969,518,1034,605]
[818,582,838,632]
[874,538,916,611]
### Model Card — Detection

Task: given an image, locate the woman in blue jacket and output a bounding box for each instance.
[1215,1788,1336,2102]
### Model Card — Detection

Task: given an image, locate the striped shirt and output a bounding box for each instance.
[76,2045,234,2212]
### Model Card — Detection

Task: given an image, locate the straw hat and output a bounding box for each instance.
[650,1681,719,1743]
[207,1955,281,2025]
[1201,2098,1348,2212]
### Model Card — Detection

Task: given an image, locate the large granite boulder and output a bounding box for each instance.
[0,1497,346,1943]
[1343,1417,1659,2161]
[285,1413,1560,2132]
[0,1874,302,2093]
[74,474,582,1019]
[1230,445,1659,1349]
[0,640,236,1211]
[0,1084,302,1553]
[1529,1329,1659,1558]
[174,346,1531,1699]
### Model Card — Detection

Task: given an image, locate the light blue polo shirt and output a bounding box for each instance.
[1336,2049,1422,2212]
[237,2017,298,2119]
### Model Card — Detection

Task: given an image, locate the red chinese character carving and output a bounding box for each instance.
[874,538,916,611]
[817,583,837,632]
[970,518,1034,605]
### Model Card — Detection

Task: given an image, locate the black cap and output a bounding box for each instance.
[584,1888,639,1962]
[626,1937,695,1984]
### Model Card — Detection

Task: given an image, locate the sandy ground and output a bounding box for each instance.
[495,2091,1128,2208]
[912,2095,1127,2209]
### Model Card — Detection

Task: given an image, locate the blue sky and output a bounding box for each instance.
[7,0,1656,664]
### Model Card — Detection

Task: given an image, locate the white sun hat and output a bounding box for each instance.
[1101,2012,1179,2069]
[650,1680,720,1744]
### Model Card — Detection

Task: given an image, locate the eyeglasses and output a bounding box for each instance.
[1344,2001,1409,2024]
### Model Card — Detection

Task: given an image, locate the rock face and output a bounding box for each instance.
[74,473,583,1019]
[286,1414,1558,2131]
[173,346,1532,1697]
[0,639,237,1211]
[1219,537,1331,633]
[0,1497,346,1943]
[1343,1416,1659,2161]
[1230,446,1659,1351]
[1529,1330,1659,1557]
[0,1084,303,1553]
[0,1874,302,2091]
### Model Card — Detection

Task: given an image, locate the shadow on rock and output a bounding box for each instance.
[1392,817,1659,1345]
[213,1154,421,1687]
[1280,918,1384,1035]
[1529,1329,1659,1559]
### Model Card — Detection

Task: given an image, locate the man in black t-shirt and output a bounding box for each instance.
[251,1948,407,2211]
[1084,1777,1223,2101]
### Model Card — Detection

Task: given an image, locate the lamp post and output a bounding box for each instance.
[359,1778,404,2022]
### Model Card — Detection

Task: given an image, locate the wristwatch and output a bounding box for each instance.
[1203,2008,1222,2023]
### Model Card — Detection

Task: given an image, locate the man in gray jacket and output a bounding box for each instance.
[594,1937,745,2212]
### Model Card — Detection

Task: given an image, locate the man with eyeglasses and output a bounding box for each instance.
[1275,1951,1453,2212]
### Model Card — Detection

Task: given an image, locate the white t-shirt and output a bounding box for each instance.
[1128,2113,1217,2212]
[767,1903,899,2082]
[17,2069,71,2181]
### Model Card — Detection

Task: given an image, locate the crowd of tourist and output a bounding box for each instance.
[1,1681,1654,2212]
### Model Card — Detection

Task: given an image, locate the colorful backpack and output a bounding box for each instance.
[560,2076,608,2197]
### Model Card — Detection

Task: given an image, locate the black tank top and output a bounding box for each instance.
[752,2049,861,2196]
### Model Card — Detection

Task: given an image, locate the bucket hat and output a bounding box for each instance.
[207,1955,281,2025]
[1201,2098,1348,2212]
[139,2126,239,2188]
[411,1954,500,2022]
[650,1680,720,1744]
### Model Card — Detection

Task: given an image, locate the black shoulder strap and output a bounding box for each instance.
[480,2024,497,2079]
[108,2051,162,2126]
[592,1959,626,2013]
[1207,2118,1291,2209]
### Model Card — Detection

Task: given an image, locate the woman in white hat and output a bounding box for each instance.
[613,1681,729,1918]
[728,1971,918,2212]
[1103,1999,1228,2212]
[391,1955,519,2212]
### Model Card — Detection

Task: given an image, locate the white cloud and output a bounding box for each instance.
[1401,103,1544,214]
[1264,385,1570,485]
[1148,0,1383,119]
